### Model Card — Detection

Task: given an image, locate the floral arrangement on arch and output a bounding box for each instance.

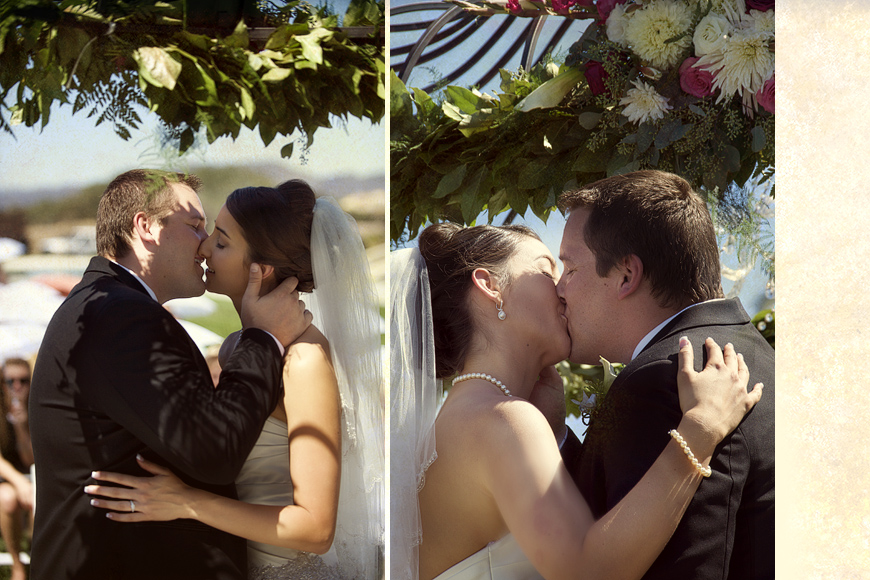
[390,0,774,242]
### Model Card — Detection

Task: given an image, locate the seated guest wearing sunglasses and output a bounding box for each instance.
[0,357,34,580]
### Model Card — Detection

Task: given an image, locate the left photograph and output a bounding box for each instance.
[0,2,385,579]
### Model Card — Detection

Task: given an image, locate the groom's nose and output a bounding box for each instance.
[197,235,211,257]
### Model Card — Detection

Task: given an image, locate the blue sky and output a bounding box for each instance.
[0,101,384,194]
[0,0,383,195]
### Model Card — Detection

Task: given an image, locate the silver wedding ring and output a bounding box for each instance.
[129,500,136,513]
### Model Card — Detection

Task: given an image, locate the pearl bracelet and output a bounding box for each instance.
[668,429,712,478]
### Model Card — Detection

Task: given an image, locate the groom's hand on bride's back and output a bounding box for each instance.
[241,263,313,347]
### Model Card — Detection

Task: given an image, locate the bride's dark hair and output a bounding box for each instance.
[418,222,541,379]
[226,180,316,292]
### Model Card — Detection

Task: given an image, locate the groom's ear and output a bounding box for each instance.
[615,254,644,300]
[470,268,501,303]
[132,211,157,245]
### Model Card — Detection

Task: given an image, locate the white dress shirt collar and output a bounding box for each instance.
[630,299,726,361]
[111,261,158,303]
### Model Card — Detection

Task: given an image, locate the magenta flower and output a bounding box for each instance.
[756,75,775,114]
[551,0,578,14]
[585,61,609,96]
[679,57,715,98]
[597,0,628,22]
[746,0,774,11]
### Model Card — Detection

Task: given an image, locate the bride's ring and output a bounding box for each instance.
[129,500,136,513]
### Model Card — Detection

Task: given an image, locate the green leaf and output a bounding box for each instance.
[441,101,466,123]
[572,147,607,173]
[133,47,181,90]
[280,142,294,158]
[577,111,602,130]
[223,20,249,49]
[636,122,656,154]
[433,165,467,199]
[57,27,91,67]
[723,144,741,172]
[265,24,310,51]
[297,35,323,65]
[751,125,766,152]
[239,86,254,119]
[444,86,481,115]
[518,159,553,190]
[506,183,529,217]
[516,67,583,112]
[262,67,293,82]
[461,166,489,224]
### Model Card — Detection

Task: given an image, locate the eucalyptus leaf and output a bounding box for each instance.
[578,111,602,130]
[751,126,766,152]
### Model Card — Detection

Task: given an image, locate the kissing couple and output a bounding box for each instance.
[29,169,384,580]
[391,170,774,580]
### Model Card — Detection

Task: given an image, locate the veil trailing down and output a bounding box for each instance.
[304,196,385,579]
[389,248,442,580]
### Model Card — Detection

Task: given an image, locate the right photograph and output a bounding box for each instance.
[389,1,775,579]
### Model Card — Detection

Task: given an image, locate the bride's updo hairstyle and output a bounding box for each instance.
[418,222,541,379]
[226,180,316,292]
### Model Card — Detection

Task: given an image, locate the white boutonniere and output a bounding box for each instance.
[558,357,625,427]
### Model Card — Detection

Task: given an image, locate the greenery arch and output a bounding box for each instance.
[390,0,774,244]
[0,0,385,158]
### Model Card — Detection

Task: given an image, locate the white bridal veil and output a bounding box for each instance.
[308,197,385,579]
[389,248,442,580]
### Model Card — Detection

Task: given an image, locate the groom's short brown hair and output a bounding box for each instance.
[558,170,723,309]
[96,169,202,259]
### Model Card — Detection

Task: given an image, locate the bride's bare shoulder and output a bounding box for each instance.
[284,325,331,368]
[440,392,553,453]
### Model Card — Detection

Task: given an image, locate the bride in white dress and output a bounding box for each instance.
[391,223,763,580]
[87,181,384,580]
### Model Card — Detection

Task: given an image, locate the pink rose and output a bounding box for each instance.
[679,57,715,98]
[597,0,628,22]
[746,0,774,11]
[551,0,577,14]
[585,61,609,96]
[506,0,521,13]
[757,75,774,114]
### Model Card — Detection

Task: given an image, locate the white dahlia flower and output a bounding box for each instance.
[748,9,775,37]
[696,28,774,103]
[620,79,672,124]
[624,0,694,69]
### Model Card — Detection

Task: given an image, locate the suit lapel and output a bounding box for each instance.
[639,298,750,357]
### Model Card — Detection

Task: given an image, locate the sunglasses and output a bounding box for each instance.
[3,378,30,387]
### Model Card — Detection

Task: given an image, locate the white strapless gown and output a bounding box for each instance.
[236,416,345,580]
[432,534,542,580]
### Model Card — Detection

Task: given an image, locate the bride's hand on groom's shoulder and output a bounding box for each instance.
[241,263,313,347]
[529,365,567,444]
[676,337,764,445]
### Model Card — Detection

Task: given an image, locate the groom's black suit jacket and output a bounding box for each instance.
[563,298,774,579]
[29,257,284,580]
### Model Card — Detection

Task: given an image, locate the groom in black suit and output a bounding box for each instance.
[552,171,773,579]
[29,170,311,579]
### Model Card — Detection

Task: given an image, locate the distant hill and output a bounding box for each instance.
[0,164,384,224]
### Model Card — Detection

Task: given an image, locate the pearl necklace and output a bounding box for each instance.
[452,372,511,397]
